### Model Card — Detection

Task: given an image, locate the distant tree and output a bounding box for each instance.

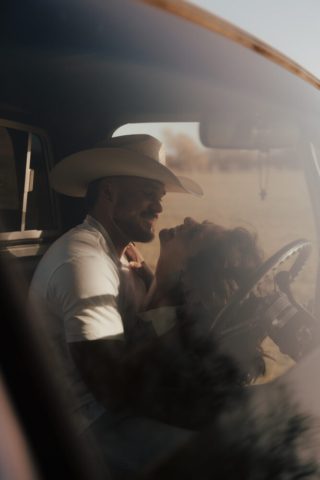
[163,129,201,170]
[162,129,301,172]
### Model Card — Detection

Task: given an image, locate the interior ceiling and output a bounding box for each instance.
[1,0,320,142]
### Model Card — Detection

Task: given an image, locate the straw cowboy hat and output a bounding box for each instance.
[49,134,204,197]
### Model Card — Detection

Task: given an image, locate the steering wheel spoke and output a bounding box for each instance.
[211,239,312,336]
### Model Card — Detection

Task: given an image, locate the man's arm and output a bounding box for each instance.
[53,253,241,428]
[68,324,184,413]
[69,338,127,410]
[64,251,194,420]
[68,325,250,430]
[49,254,182,412]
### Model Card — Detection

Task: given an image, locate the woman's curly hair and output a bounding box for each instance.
[186,226,265,307]
[183,226,268,385]
[129,227,270,429]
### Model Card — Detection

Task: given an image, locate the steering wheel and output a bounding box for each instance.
[210,238,312,336]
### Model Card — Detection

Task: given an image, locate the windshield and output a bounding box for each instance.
[114,121,318,382]
[3,1,320,478]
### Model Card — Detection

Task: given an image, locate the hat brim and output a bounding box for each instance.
[49,148,204,197]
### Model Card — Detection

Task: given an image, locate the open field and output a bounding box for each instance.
[137,169,317,382]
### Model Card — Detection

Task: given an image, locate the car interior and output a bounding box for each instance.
[2,0,320,478]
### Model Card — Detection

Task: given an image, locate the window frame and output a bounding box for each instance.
[0,118,60,241]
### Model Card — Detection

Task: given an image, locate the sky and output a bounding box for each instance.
[192,0,320,78]
[116,0,320,148]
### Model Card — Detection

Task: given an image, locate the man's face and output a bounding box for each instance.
[111,177,166,242]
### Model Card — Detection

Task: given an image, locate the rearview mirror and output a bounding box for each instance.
[200,111,301,150]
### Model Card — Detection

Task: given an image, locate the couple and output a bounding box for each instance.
[29,134,267,478]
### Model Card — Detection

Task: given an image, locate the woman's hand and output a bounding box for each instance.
[125,243,154,290]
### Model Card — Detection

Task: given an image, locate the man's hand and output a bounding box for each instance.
[125,243,154,290]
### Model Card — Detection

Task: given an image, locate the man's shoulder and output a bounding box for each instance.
[42,225,100,264]
[31,222,117,291]
[64,222,103,248]
[53,221,110,257]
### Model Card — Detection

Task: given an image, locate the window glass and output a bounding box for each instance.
[0,126,28,232]
[0,125,56,235]
[25,134,56,231]
[114,122,318,381]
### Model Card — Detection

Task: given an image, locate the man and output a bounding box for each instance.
[29,134,203,477]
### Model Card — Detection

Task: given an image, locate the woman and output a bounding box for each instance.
[138,220,320,480]
[127,217,268,429]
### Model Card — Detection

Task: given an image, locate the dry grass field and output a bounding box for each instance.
[137,168,317,383]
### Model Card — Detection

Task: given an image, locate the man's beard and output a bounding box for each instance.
[113,209,155,243]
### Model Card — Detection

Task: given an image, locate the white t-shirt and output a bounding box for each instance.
[28,215,147,433]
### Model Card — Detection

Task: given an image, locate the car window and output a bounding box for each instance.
[0,121,57,238]
[25,134,56,231]
[0,126,28,232]
[114,122,317,381]
[114,122,317,302]
[4,2,320,476]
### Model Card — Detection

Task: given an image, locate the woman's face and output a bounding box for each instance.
[159,217,226,268]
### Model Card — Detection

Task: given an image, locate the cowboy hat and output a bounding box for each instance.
[49,134,204,197]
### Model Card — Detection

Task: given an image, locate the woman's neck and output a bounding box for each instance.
[142,277,186,311]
